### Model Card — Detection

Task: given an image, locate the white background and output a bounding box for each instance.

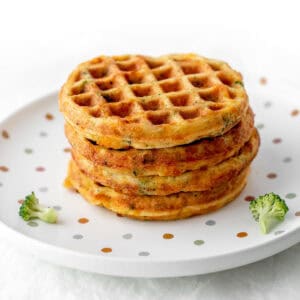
[0,0,300,299]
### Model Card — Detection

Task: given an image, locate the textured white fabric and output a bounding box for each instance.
[1,1,300,299]
[1,240,300,300]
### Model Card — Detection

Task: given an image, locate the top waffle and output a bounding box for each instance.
[59,53,249,149]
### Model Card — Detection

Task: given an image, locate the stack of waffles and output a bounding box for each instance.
[59,53,259,220]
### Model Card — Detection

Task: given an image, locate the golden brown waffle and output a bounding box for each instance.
[60,53,249,149]
[65,160,249,221]
[72,129,259,196]
[65,108,254,176]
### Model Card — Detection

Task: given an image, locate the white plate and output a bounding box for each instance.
[0,79,300,278]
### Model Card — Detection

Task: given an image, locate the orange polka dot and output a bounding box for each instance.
[291,109,299,117]
[18,199,24,204]
[78,217,89,224]
[295,212,300,216]
[101,247,112,253]
[0,166,9,172]
[237,232,248,238]
[63,147,71,153]
[45,113,54,120]
[163,233,174,239]
[260,77,267,85]
[2,130,9,139]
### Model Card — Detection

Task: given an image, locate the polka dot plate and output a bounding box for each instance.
[0,78,299,277]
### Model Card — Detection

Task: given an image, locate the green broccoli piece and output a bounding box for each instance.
[19,192,57,223]
[249,192,288,234]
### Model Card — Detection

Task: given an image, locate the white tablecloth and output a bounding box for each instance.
[1,240,300,300]
[1,1,300,299]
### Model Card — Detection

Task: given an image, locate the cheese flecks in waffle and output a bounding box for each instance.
[60,54,249,149]
[65,160,250,221]
[65,108,254,176]
[71,129,259,196]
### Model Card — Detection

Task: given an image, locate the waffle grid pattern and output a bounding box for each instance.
[69,54,243,126]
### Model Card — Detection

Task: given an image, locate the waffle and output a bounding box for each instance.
[65,108,254,176]
[65,159,250,221]
[60,53,249,149]
[71,129,259,196]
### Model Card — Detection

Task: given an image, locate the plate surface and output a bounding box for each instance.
[0,82,299,277]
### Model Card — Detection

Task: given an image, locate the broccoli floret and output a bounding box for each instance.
[19,192,57,223]
[249,192,288,234]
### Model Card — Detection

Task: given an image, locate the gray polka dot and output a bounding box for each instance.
[138,251,150,256]
[73,234,83,240]
[27,221,38,227]
[39,131,48,137]
[286,193,296,199]
[24,148,33,154]
[256,123,264,130]
[53,206,62,211]
[194,240,205,246]
[264,101,272,108]
[205,220,216,226]
[39,187,48,192]
[0,182,2,187]
[122,233,133,240]
[283,157,292,163]
[274,230,284,236]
